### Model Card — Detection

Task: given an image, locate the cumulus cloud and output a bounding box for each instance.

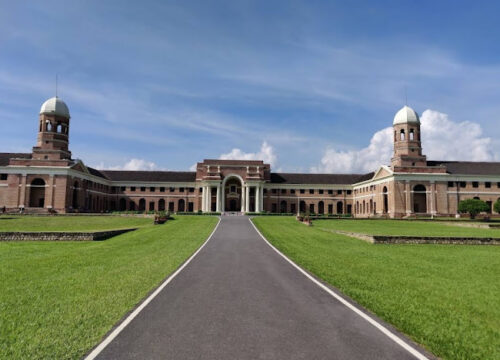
[97,158,161,171]
[219,141,278,166]
[312,109,495,174]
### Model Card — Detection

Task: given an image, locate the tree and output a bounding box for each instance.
[494,199,500,214]
[458,199,490,219]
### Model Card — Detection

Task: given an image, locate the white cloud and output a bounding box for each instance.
[96,158,161,171]
[312,109,496,174]
[219,141,278,167]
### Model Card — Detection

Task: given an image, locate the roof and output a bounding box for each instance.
[0,153,31,166]
[200,159,267,166]
[428,161,500,176]
[100,170,197,182]
[40,97,70,118]
[393,105,419,125]
[270,172,372,185]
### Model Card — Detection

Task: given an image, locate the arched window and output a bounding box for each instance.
[130,201,136,211]
[46,120,51,131]
[29,178,46,207]
[413,184,427,213]
[178,199,185,212]
[337,201,343,214]
[280,200,287,213]
[139,198,146,211]
[158,199,165,211]
[383,186,388,214]
[56,124,62,133]
[409,129,414,140]
[400,129,405,141]
[119,198,127,211]
[369,199,373,214]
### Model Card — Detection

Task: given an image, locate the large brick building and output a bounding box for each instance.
[1,97,500,217]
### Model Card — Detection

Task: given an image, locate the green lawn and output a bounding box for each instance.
[0,215,218,359]
[315,219,500,238]
[252,216,500,360]
[0,215,151,232]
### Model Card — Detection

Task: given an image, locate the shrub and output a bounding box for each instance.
[494,200,500,214]
[458,199,490,219]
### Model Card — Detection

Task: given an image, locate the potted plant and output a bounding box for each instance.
[154,211,169,225]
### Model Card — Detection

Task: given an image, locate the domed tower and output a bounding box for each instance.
[391,105,427,169]
[32,97,72,161]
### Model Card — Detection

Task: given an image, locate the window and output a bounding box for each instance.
[319,189,324,194]
[472,182,479,188]
[460,182,466,188]
[189,187,195,193]
[447,181,454,188]
[328,190,333,195]
[281,189,286,194]
[346,190,352,195]
[400,129,405,141]
[169,187,175,192]
[120,186,126,192]
[0,174,7,181]
[231,185,237,193]
[337,190,342,195]
[309,189,314,194]
[300,189,305,194]
[497,182,500,188]
[272,189,277,194]
[290,189,296,194]
[160,187,165,192]
[140,187,146,192]
[485,182,491,188]
[150,187,155,192]
[179,187,185,192]
[149,201,155,211]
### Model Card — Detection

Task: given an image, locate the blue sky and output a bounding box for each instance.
[1,1,500,172]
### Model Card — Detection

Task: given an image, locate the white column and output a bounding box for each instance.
[241,185,246,212]
[207,186,212,212]
[216,184,221,212]
[405,181,412,215]
[245,185,250,213]
[430,182,436,215]
[255,185,261,213]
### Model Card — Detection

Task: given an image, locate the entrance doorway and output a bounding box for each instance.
[229,199,238,211]
[224,177,242,212]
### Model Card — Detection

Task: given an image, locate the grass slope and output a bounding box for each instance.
[0,215,151,232]
[0,215,218,359]
[252,216,500,360]
[315,219,500,238]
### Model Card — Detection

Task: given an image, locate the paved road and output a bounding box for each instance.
[94,216,427,360]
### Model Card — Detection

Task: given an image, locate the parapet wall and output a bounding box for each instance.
[0,228,136,241]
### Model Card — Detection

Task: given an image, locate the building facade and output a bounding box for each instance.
[1,98,500,217]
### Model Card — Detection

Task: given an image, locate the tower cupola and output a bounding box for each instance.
[391,105,426,169]
[32,97,72,161]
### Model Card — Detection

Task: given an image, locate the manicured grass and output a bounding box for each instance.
[252,216,500,360]
[315,219,500,238]
[0,215,218,359]
[0,215,152,232]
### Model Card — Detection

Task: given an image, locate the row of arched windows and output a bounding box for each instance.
[395,128,418,141]
[39,120,68,135]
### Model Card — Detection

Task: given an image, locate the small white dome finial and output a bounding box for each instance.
[40,97,70,118]
[393,105,419,125]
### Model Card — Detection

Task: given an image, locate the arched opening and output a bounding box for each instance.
[158,199,165,211]
[362,201,366,214]
[299,200,306,213]
[337,201,343,214]
[29,178,46,207]
[413,184,427,213]
[409,129,414,140]
[72,181,79,209]
[223,176,243,212]
[56,123,62,133]
[139,198,146,212]
[318,201,324,214]
[280,200,287,213]
[369,199,373,214]
[383,186,389,214]
[400,129,405,141]
[178,199,185,212]
[45,120,51,131]
[129,201,136,211]
[119,198,127,211]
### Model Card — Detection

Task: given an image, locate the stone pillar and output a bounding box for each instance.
[208,186,212,212]
[201,186,206,212]
[430,181,436,215]
[245,185,250,213]
[241,185,246,212]
[405,181,412,215]
[260,185,264,212]
[47,175,55,209]
[19,174,27,208]
[216,184,221,212]
[255,184,261,213]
